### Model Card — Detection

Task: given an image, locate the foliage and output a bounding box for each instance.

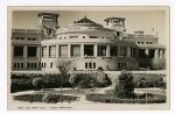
[32,78,44,90]
[13,93,78,103]
[86,93,166,103]
[114,70,135,98]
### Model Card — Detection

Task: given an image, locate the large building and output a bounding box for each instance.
[11,13,166,71]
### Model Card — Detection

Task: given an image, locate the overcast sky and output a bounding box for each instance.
[12,8,169,44]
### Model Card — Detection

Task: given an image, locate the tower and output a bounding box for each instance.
[38,13,59,39]
[104,17,126,40]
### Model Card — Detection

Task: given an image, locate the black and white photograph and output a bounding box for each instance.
[7,6,170,110]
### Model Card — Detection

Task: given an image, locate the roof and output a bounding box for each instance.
[76,16,97,24]
[38,13,59,17]
[104,17,125,22]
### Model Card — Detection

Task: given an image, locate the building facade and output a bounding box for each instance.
[11,13,166,71]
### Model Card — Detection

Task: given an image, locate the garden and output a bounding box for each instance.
[11,66,166,104]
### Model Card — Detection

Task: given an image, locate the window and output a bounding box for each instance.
[59,45,68,57]
[84,45,94,57]
[89,36,98,38]
[21,63,23,68]
[139,49,147,58]
[148,49,155,59]
[14,46,23,57]
[85,63,88,69]
[120,46,127,57]
[110,46,118,56]
[85,62,96,69]
[42,46,47,57]
[71,45,80,57]
[50,63,53,68]
[141,42,144,44]
[93,63,96,69]
[69,35,78,39]
[49,45,56,57]
[82,36,86,38]
[98,45,106,56]
[137,41,140,44]
[118,62,126,70]
[27,47,37,57]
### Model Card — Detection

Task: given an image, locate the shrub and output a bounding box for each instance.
[32,78,44,90]
[114,70,135,98]
[42,93,78,103]
[13,93,78,103]
[11,73,71,93]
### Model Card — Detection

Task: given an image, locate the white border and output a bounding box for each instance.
[0,0,174,114]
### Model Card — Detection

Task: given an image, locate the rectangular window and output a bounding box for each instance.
[21,63,23,68]
[120,46,127,57]
[89,63,92,69]
[27,47,37,57]
[59,45,68,57]
[14,46,23,57]
[42,46,47,57]
[84,45,94,57]
[44,63,46,68]
[93,63,96,69]
[50,63,53,68]
[14,63,16,69]
[69,35,78,39]
[71,45,80,57]
[89,36,98,38]
[27,63,30,68]
[49,45,56,57]
[85,63,88,69]
[34,63,37,68]
[110,46,118,56]
[98,45,106,56]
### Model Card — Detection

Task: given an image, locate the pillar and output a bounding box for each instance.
[94,44,98,57]
[127,46,131,57]
[47,45,49,58]
[154,49,159,58]
[23,45,28,59]
[37,47,40,58]
[23,45,28,69]
[106,45,110,57]
[81,44,84,58]
[145,49,149,56]
[56,45,59,58]
[68,44,71,58]
[159,49,163,59]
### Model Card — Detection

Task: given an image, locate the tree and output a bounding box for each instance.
[114,70,135,98]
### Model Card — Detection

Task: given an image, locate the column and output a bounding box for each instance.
[81,44,84,58]
[23,45,28,69]
[145,48,149,56]
[47,45,49,58]
[56,45,59,58]
[68,44,71,58]
[127,46,131,57]
[94,44,98,57]
[159,49,163,59]
[23,45,28,59]
[37,47,40,58]
[154,49,159,58]
[106,45,110,57]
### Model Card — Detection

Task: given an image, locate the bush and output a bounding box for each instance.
[114,70,135,98]
[69,73,96,88]
[86,93,166,104]
[13,93,78,103]
[32,78,44,90]
[11,73,71,93]
[42,93,77,103]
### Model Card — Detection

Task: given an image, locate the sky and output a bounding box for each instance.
[12,7,169,45]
